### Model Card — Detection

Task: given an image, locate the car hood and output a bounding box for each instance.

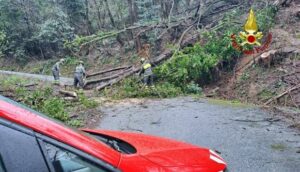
[82,129,226,170]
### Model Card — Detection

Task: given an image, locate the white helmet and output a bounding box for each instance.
[59,59,65,63]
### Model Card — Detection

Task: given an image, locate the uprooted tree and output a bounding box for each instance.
[0,0,285,90]
[69,0,282,90]
[64,0,252,89]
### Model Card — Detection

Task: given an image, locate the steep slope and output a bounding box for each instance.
[208,0,300,128]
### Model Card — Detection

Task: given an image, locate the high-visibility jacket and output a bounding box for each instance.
[143,63,151,70]
[142,61,153,76]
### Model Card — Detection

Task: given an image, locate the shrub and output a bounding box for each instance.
[42,98,69,122]
[67,119,83,128]
[100,6,277,99]
[256,6,277,32]
[2,75,28,89]
[78,93,98,109]
[185,82,203,94]
[64,56,78,65]
[20,87,70,122]
[155,43,220,87]
[104,78,183,99]
[154,82,183,98]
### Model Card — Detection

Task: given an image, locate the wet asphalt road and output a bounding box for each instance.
[0,70,73,85]
[98,97,300,172]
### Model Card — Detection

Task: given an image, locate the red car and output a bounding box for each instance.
[0,96,227,172]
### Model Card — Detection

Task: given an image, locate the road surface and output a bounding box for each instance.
[98,97,300,172]
[0,70,73,85]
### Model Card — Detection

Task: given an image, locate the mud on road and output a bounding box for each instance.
[97,97,300,172]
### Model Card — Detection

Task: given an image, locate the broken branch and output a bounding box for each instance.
[264,83,300,106]
[59,90,78,98]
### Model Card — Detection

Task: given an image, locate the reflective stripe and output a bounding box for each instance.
[143,63,151,70]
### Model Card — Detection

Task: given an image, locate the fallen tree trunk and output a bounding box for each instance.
[264,83,300,106]
[95,33,200,91]
[154,33,200,65]
[17,83,38,87]
[96,68,138,90]
[87,66,132,78]
[79,31,201,91]
[75,1,240,57]
[59,90,78,98]
[85,74,119,86]
[84,2,241,91]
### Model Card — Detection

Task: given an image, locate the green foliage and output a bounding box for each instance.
[208,99,254,108]
[104,78,183,99]
[64,31,118,52]
[67,119,83,128]
[258,89,274,101]
[129,54,139,63]
[154,7,281,90]
[136,0,160,23]
[0,30,6,57]
[42,98,69,122]
[61,0,86,27]
[15,85,99,126]
[22,87,52,108]
[153,82,183,98]
[0,0,78,61]
[1,75,28,89]
[155,6,258,88]
[15,87,27,96]
[155,43,220,87]
[78,94,98,109]
[18,87,70,122]
[203,31,241,61]
[64,56,78,65]
[256,6,277,32]
[240,72,250,81]
[0,0,40,60]
[0,76,97,128]
[98,5,277,99]
[185,82,203,94]
[34,12,74,48]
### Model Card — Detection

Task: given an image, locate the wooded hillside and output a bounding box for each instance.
[0,0,250,62]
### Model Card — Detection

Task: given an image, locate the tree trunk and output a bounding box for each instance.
[104,0,116,28]
[85,0,93,35]
[127,0,138,24]
[93,0,103,30]
[127,0,142,52]
[160,0,172,21]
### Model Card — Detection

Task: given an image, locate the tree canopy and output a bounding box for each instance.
[0,0,258,62]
